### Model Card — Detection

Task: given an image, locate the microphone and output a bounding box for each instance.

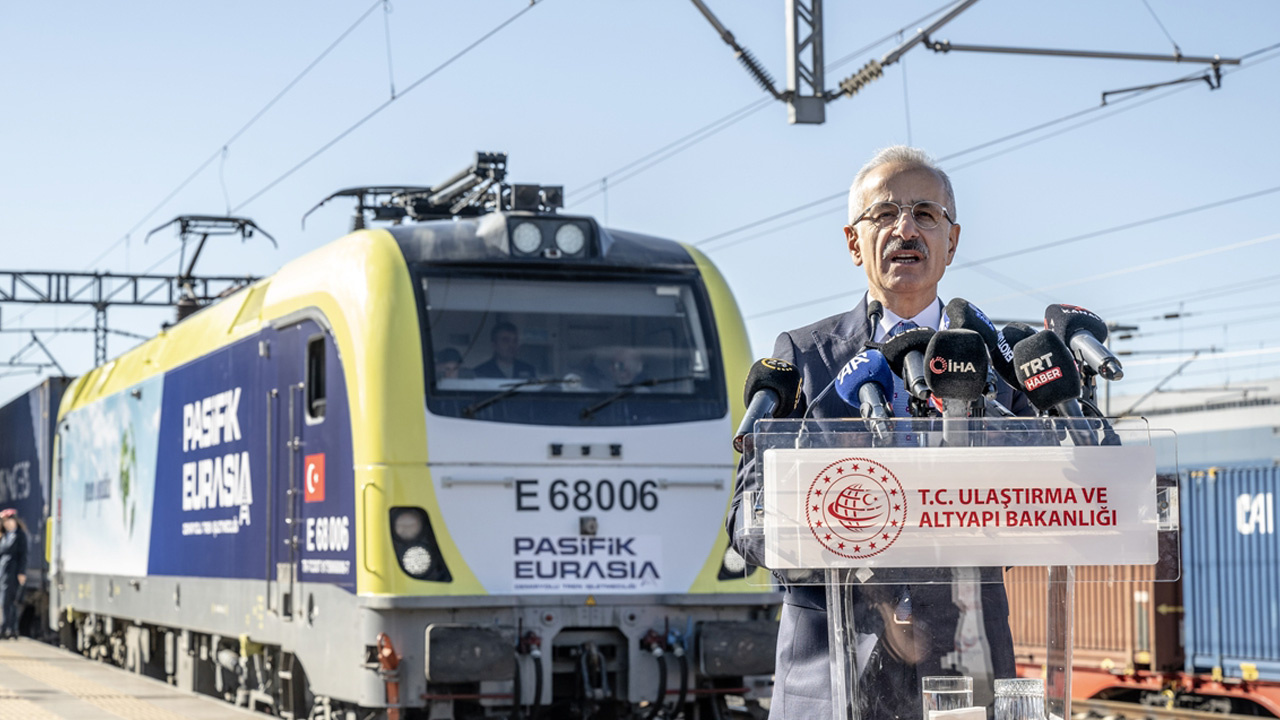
[879,326,936,409]
[925,329,989,408]
[1001,322,1038,349]
[733,358,803,453]
[867,298,884,332]
[1044,304,1124,381]
[942,298,1018,388]
[833,349,895,437]
[926,329,988,445]
[1012,330,1097,445]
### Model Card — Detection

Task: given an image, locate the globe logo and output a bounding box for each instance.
[827,483,885,532]
[806,457,907,560]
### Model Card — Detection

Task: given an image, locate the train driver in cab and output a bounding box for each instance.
[474,321,537,380]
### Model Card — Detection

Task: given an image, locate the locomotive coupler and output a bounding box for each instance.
[376,632,402,720]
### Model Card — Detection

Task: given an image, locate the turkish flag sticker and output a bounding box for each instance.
[304,453,326,503]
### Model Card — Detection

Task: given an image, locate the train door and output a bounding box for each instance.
[267,317,339,621]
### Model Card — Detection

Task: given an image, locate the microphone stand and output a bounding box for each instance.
[1076,366,1120,446]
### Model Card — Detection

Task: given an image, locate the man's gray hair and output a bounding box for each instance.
[847,145,956,225]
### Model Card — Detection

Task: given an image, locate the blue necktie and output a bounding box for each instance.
[885,320,918,420]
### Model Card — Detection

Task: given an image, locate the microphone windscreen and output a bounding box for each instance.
[1012,330,1082,412]
[879,326,936,379]
[834,349,895,407]
[743,358,802,418]
[1045,303,1109,343]
[943,297,1017,386]
[867,298,884,323]
[925,329,989,399]
[1001,322,1037,349]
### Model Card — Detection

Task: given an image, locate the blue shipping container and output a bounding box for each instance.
[1183,466,1280,682]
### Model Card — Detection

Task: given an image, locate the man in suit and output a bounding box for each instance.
[728,146,1032,719]
[473,321,537,380]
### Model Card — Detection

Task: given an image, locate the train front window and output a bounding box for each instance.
[417,274,726,426]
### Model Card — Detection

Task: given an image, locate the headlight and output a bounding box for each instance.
[511,222,542,254]
[554,223,586,254]
[722,547,747,574]
[393,510,423,541]
[401,545,433,576]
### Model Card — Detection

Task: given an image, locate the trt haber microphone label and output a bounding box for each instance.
[1023,366,1063,390]
[762,445,1157,569]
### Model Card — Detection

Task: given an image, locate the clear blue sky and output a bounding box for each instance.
[3,0,1278,407]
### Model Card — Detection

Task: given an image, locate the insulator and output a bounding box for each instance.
[838,59,884,98]
[736,47,782,99]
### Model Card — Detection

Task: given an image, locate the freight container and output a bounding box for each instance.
[1006,562,1182,675]
[0,376,71,636]
[1183,466,1280,683]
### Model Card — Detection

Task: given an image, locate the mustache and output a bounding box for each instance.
[882,238,929,260]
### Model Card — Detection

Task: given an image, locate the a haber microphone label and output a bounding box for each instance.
[763,445,1157,569]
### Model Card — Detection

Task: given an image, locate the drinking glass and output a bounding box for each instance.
[921,676,973,720]
[994,678,1046,720]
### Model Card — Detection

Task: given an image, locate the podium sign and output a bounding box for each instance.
[762,445,1157,570]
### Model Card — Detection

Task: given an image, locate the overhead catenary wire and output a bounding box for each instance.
[7,4,544,379]
[383,0,397,98]
[974,232,1280,306]
[566,1,957,205]
[233,0,544,213]
[8,247,185,368]
[82,0,386,274]
[7,0,384,352]
[709,39,1280,254]
[745,179,1280,321]
[1121,299,1280,325]
[1120,310,1280,340]
[1101,271,1280,318]
[1139,0,1182,56]
[737,42,1280,320]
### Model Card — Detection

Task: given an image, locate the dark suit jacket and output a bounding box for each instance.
[727,296,1033,720]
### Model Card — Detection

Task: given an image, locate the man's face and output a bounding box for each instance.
[493,329,519,362]
[610,350,642,385]
[844,164,960,306]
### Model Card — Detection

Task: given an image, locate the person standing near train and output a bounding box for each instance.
[0,508,28,639]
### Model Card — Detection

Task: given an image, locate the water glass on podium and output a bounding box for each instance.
[994,678,1046,720]
[921,676,973,720]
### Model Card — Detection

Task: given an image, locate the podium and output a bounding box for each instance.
[732,416,1179,720]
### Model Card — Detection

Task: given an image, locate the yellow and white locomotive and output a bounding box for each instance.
[50,153,775,719]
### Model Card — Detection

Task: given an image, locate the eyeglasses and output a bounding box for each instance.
[853,200,953,230]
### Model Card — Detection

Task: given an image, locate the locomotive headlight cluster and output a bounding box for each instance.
[507,218,593,258]
[388,507,451,582]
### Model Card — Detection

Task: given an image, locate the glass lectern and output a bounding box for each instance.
[732,416,1179,720]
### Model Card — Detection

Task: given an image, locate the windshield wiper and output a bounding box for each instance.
[462,376,580,418]
[580,376,695,420]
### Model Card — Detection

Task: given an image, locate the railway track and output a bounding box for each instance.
[1073,698,1272,720]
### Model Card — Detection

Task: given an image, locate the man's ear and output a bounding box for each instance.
[845,225,864,267]
[945,222,960,265]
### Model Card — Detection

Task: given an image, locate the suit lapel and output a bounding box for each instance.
[812,296,872,382]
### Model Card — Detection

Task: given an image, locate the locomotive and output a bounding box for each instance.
[39,153,778,719]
